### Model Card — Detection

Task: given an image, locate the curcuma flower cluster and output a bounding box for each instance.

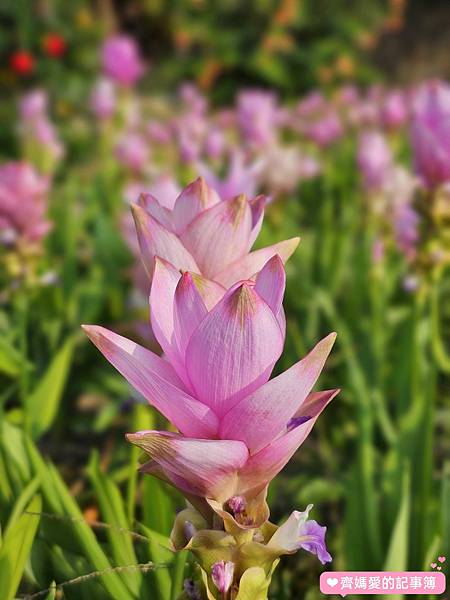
[83,177,337,599]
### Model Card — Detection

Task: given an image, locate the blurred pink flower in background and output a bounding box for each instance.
[237,89,279,147]
[198,151,265,200]
[393,202,419,262]
[204,128,226,160]
[381,89,408,129]
[179,83,208,115]
[357,131,393,191]
[101,34,145,86]
[0,162,50,245]
[18,89,64,171]
[411,80,450,187]
[146,120,172,144]
[115,133,149,173]
[306,111,343,147]
[262,145,321,194]
[90,78,116,120]
[335,85,360,107]
[296,91,327,117]
[19,89,48,121]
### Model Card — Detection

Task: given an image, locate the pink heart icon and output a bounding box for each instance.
[438,556,446,563]
[431,563,437,569]
[437,566,442,571]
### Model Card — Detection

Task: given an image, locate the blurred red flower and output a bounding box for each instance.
[42,33,67,58]
[9,50,35,75]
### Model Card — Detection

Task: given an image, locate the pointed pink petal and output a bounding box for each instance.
[131,203,199,277]
[254,255,286,317]
[82,325,218,437]
[180,194,253,278]
[248,195,266,248]
[138,193,174,231]
[171,177,221,234]
[239,389,339,491]
[149,257,179,355]
[189,273,226,310]
[126,431,248,500]
[185,283,284,416]
[214,237,300,288]
[219,333,336,453]
[173,272,208,362]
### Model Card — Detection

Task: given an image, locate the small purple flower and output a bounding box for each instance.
[183,520,197,543]
[268,504,332,564]
[183,578,202,600]
[227,495,246,515]
[211,561,234,594]
[286,415,312,432]
[101,35,144,86]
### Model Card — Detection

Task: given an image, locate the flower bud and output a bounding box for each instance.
[211,560,234,594]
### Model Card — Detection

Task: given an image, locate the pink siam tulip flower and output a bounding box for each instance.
[381,90,408,129]
[115,133,149,174]
[90,78,116,120]
[237,90,279,147]
[411,80,450,187]
[130,177,298,285]
[357,131,393,191]
[197,151,264,201]
[101,34,145,86]
[83,255,338,527]
[0,162,50,245]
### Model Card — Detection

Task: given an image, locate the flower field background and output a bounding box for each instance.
[0,0,449,599]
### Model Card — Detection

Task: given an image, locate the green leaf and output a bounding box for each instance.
[0,337,24,377]
[25,336,75,438]
[0,494,42,600]
[44,582,56,600]
[25,437,133,599]
[139,524,173,600]
[87,452,144,599]
[384,469,410,571]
